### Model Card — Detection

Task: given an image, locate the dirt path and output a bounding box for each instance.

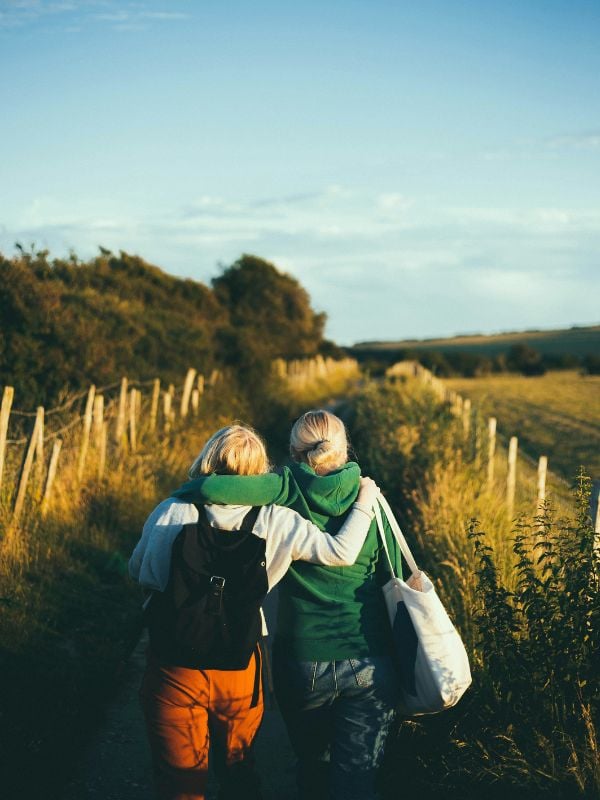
[61,590,296,799]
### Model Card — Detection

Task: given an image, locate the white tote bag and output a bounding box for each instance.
[374,496,472,716]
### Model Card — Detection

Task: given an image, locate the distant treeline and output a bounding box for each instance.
[0,247,341,406]
[350,343,600,377]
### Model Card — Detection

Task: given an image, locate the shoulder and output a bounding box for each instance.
[252,504,308,538]
[145,497,199,528]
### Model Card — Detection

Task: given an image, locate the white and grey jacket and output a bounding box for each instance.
[129,498,374,597]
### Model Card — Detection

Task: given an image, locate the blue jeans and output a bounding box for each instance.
[273,646,400,800]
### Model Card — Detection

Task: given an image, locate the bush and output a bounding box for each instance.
[506,344,547,376]
[583,354,600,375]
[350,379,599,797]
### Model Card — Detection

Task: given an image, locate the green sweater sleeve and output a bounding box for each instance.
[172,461,361,531]
[172,469,292,506]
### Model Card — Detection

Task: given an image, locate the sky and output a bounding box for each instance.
[1,0,599,345]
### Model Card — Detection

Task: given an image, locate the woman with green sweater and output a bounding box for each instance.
[173,409,407,800]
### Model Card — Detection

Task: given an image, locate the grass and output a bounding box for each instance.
[0,362,361,800]
[443,371,600,481]
[0,399,240,799]
[348,377,599,799]
[2,360,596,798]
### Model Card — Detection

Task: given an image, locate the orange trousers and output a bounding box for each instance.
[140,647,264,800]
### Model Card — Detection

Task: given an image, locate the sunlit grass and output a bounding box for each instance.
[349,377,599,798]
[444,371,600,480]
[0,363,361,798]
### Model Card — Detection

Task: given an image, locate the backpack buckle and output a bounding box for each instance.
[208,575,226,614]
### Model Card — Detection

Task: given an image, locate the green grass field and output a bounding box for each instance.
[444,370,600,481]
[355,323,600,357]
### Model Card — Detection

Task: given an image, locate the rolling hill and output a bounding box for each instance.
[353,324,600,357]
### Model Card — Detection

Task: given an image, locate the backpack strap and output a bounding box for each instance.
[240,505,261,532]
[250,642,262,708]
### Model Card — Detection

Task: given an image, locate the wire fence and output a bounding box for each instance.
[0,357,359,530]
[385,360,599,530]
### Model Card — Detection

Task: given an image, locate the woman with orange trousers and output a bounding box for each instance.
[129,424,379,800]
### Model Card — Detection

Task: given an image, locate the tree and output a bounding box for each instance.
[0,249,330,405]
[506,344,546,376]
[582,354,600,375]
[212,254,326,368]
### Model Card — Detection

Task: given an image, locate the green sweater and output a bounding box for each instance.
[173,462,402,660]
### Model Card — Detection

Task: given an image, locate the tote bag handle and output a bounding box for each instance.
[373,496,420,578]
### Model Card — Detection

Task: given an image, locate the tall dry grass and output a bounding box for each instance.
[0,361,362,799]
[350,377,599,799]
[0,377,247,798]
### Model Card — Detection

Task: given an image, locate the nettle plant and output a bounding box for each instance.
[468,473,600,794]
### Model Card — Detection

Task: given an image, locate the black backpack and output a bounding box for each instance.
[147,505,268,670]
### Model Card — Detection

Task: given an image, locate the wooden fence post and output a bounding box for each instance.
[41,439,62,516]
[180,368,197,418]
[473,409,481,468]
[462,398,471,440]
[98,422,108,479]
[197,374,205,395]
[163,392,172,433]
[77,385,96,481]
[169,384,176,424]
[0,386,14,493]
[115,377,128,444]
[13,406,44,524]
[34,405,45,487]
[129,388,138,452]
[591,480,600,536]
[506,436,518,519]
[150,379,160,433]
[537,456,548,516]
[191,389,200,415]
[93,394,104,452]
[487,417,497,488]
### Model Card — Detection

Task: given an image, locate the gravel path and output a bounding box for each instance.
[61,590,296,799]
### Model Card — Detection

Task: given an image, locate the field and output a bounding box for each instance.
[354,323,600,357]
[443,371,600,481]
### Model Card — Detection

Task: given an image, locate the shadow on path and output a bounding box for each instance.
[61,589,296,799]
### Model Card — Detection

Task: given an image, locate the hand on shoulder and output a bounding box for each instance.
[357,476,381,507]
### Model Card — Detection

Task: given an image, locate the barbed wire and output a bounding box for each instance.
[44,416,86,441]
[6,377,167,418]
[3,375,196,450]
[494,429,571,489]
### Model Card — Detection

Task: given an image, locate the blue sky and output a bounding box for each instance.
[1,0,599,344]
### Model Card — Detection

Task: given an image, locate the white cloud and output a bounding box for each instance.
[447,206,600,233]
[140,11,188,21]
[547,131,600,151]
[377,193,412,212]
[2,187,598,343]
[0,0,189,30]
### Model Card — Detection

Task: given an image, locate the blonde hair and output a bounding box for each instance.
[290,409,348,474]
[189,424,270,477]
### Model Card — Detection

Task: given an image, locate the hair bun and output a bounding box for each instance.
[290,409,349,473]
